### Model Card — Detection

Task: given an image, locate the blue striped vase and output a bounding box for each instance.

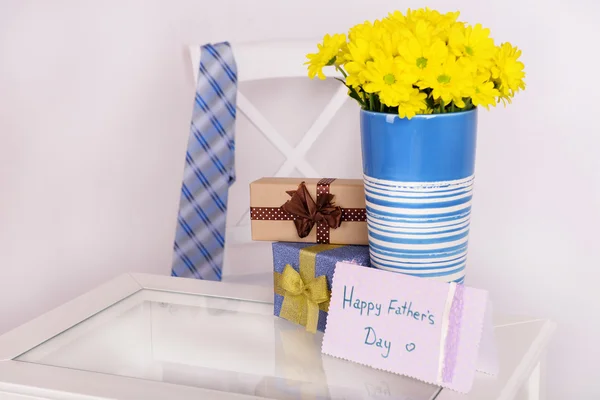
[360,109,478,283]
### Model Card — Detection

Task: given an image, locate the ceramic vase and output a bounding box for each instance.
[360,109,478,283]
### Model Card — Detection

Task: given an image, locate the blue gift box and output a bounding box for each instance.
[272,242,371,332]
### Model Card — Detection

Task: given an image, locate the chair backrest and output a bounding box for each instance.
[188,40,352,249]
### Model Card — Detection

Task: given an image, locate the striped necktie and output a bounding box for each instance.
[172,42,237,281]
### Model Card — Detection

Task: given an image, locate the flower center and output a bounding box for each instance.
[416,57,428,69]
[437,74,451,84]
[465,46,474,56]
[383,73,396,85]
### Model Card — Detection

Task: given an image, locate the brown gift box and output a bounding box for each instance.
[249,177,368,245]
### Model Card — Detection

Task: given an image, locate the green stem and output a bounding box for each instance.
[349,86,365,107]
[362,92,369,106]
[369,93,375,111]
[451,102,456,113]
[335,76,366,108]
[335,65,348,78]
[440,99,445,113]
[380,101,385,113]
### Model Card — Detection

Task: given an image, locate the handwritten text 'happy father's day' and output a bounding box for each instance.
[342,285,437,359]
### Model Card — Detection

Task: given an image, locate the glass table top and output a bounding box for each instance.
[16,289,440,399]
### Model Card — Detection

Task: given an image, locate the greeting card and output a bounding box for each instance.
[321,262,498,393]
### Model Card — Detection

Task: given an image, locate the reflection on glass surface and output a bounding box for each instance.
[17,290,439,399]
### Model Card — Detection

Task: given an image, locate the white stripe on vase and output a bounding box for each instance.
[364,184,472,198]
[368,225,470,240]
[370,253,467,266]
[365,190,473,204]
[367,215,471,229]
[364,174,475,192]
[368,219,470,233]
[367,235,469,251]
[370,249,469,264]
[366,201,472,216]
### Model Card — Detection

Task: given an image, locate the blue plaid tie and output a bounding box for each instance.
[171,42,237,280]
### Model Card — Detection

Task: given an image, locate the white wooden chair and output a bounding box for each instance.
[188,40,361,285]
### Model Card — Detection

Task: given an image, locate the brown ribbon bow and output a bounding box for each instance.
[281,182,342,239]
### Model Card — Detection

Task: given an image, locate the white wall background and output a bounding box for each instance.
[1,0,599,398]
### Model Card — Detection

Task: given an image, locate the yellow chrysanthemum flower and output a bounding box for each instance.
[470,73,500,110]
[420,56,473,108]
[398,89,428,119]
[491,42,526,102]
[429,10,461,39]
[344,41,372,88]
[343,21,379,87]
[336,41,350,67]
[404,8,460,41]
[376,20,408,58]
[348,20,378,43]
[387,10,407,26]
[305,33,347,80]
[345,63,366,88]
[449,23,496,72]
[363,53,416,107]
[345,19,409,88]
[397,34,449,80]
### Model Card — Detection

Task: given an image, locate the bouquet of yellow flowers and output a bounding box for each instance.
[305,8,526,119]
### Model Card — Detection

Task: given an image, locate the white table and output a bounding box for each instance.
[0,244,555,400]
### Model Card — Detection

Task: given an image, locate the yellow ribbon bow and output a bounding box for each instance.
[274,244,341,333]
[279,265,330,333]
